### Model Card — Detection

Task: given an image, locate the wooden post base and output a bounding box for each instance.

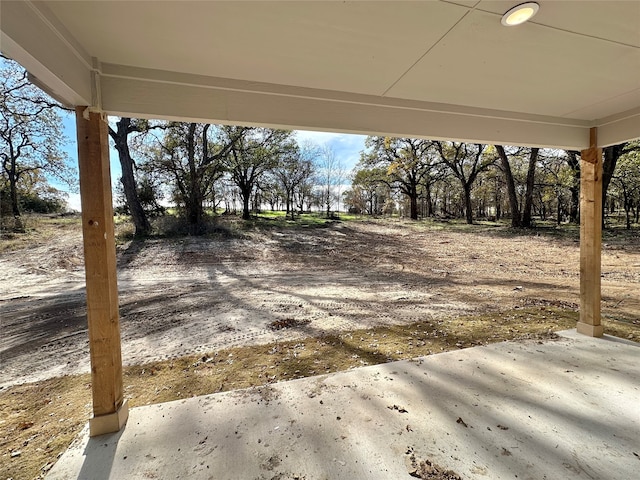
[89,399,129,437]
[576,322,604,338]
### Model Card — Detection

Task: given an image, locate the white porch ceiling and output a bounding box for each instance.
[1,0,639,149]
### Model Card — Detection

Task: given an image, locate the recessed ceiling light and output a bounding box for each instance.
[501,2,539,26]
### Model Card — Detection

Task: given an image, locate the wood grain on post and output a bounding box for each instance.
[578,127,603,337]
[75,107,128,435]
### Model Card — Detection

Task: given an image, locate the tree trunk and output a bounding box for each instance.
[6,141,21,218]
[425,183,433,217]
[239,183,252,220]
[325,187,331,218]
[463,183,473,224]
[186,123,204,234]
[9,162,20,217]
[622,186,631,230]
[602,145,624,228]
[109,118,151,237]
[566,152,580,223]
[557,195,562,225]
[242,192,251,220]
[288,190,296,220]
[521,148,539,227]
[493,176,501,221]
[119,156,151,237]
[496,146,521,227]
[409,192,418,220]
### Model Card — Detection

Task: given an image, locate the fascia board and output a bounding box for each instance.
[596,107,640,147]
[0,0,92,106]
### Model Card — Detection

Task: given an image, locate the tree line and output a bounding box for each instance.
[344,137,640,229]
[2,56,639,234]
[109,119,345,235]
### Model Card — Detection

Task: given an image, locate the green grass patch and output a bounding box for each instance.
[243,211,342,230]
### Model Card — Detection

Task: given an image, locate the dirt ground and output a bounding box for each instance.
[1,217,638,390]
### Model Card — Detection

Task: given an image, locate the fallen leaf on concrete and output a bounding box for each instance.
[407,452,463,480]
[387,404,408,413]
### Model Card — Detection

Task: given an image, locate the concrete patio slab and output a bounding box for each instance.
[48,330,639,480]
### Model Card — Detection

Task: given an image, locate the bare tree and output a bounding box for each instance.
[1,56,73,224]
[273,140,317,219]
[564,151,581,223]
[610,142,640,229]
[222,127,296,220]
[151,123,240,234]
[603,142,640,227]
[495,146,539,227]
[496,145,521,227]
[521,148,540,228]
[434,142,493,224]
[316,145,345,218]
[360,137,434,220]
[348,167,389,216]
[108,118,155,236]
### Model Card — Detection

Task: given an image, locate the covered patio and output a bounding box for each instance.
[1,0,639,477]
[47,330,640,479]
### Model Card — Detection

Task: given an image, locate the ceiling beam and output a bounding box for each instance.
[100,64,591,150]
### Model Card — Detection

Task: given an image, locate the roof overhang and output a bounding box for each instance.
[2,0,639,149]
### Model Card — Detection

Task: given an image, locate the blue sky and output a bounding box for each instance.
[56,116,367,211]
[295,130,367,170]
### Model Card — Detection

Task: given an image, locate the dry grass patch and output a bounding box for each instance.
[0,214,81,253]
[0,376,92,479]
[2,307,637,480]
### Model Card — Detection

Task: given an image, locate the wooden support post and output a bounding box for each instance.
[578,127,604,337]
[76,107,128,436]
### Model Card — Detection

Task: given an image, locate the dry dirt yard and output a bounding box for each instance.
[1,216,638,390]
[1,215,639,479]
